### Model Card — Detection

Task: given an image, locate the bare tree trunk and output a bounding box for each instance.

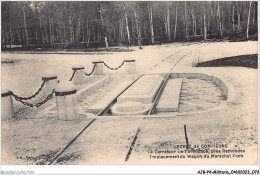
[61,25,64,46]
[174,5,178,42]
[232,4,235,32]
[76,16,81,43]
[203,5,207,40]
[119,19,123,40]
[87,28,91,46]
[9,26,12,48]
[184,2,188,41]
[192,6,196,36]
[85,19,88,42]
[134,7,142,49]
[164,14,168,38]
[63,25,68,46]
[35,31,38,44]
[39,18,45,45]
[148,3,155,44]
[237,2,241,31]
[166,2,171,41]
[131,18,134,41]
[253,2,257,25]
[69,17,73,43]
[44,26,48,45]
[217,2,223,38]
[82,19,85,42]
[98,30,101,43]
[52,23,55,45]
[252,2,255,24]
[124,5,131,46]
[200,15,203,35]
[99,3,109,51]
[48,15,54,47]
[246,1,252,39]
[22,5,28,45]
[2,27,6,48]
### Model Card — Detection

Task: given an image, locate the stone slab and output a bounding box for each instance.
[156,79,183,112]
[111,101,152,116]
[86,81,133,114]
[117,75,164,104]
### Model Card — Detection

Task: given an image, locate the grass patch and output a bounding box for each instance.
[196,54,258,69]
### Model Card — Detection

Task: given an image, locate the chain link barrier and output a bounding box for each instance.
[103,61,125,70]
[85,63,97,76]
[11,80,46,101]
[10,77,58,107]
[14,90,54,108]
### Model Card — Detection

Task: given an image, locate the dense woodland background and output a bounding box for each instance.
[1,1,258,50]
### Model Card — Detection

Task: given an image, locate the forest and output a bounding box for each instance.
[1,1,258,50]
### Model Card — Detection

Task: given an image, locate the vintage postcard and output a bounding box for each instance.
[1,0,259,173]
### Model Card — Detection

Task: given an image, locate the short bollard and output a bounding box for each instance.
[72,66,86,84]
[125,60,136,74]
[1,90,14,120]
[42,74,58,97]
[55,81,78,120]
[93,61,104,75]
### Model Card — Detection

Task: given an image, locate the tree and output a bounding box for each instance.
[246,1,252,39]
[133,4,142,49]
[173,3,178,42]
[21,2,29,45]
[148,2,155,44]
[166,2,171,41]
[123,3,131,46]
[203,4,207,40]
[184,2,188,41]
[1,1,258,49]
[99,3,109,51]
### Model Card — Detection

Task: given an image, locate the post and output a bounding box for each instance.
[42,73,58,97]
[55,81,78,120]
[93,61,104,75]
[184,125,189,149]
[1,90,14,120]
[124,60,136,74]
[72,66,86,84]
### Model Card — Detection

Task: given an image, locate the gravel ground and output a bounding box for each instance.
[179,78,225,112]
[1,41,258,165]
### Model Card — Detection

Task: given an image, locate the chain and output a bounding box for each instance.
[85,63,97,76]
[12,80,46,101]
[14,90,54,108]
[103,61,125,70]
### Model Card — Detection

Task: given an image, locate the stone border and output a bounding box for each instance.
[175,73,236,103]
[146,72,235,103]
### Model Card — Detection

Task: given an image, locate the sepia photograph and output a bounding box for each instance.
[1,0,259,173]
